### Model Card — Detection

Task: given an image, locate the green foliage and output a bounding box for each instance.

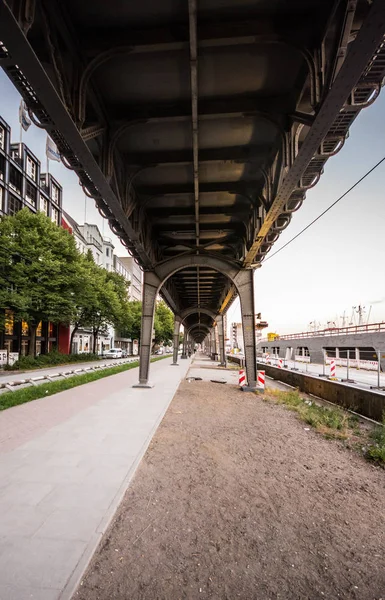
[266,389,351,438]
[366,416,385,465]
[154,301,174,344]
[0,354,170,411]
[0,208,81,323]
[0,209,83,355]
[5,351,99,371]
[119,300,175,345]
[119,300,142,341]
[0,210,134,356]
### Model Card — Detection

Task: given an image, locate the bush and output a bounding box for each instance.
[366,417,385,465]
[5,351,100,370]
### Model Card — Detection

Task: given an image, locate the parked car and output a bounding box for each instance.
[103,348,123,359]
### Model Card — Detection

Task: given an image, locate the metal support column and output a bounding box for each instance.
[133,271,158,388]
[211,328,218,360]
[181,331,187,359]
[217,315,226,366]
[171,316,181,366]
[236,269,257,391]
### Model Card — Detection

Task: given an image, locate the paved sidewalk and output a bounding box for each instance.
[0,355,191,600]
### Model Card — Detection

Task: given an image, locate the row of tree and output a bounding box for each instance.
[0,209,174,355]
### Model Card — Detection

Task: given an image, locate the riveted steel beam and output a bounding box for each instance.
[0,2,154,269]
[243,0,385,267]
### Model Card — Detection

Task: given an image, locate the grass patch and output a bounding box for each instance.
[264,389,384,466]
[265,389,360,441]
[0,354,169,412]
[366,416,385,465]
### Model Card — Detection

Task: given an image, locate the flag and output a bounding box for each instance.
[18,100,31,132]
[46,136,60,162]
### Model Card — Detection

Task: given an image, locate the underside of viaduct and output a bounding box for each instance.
[1,0,385,387]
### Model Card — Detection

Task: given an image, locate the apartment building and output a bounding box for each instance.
[0,115,65,357]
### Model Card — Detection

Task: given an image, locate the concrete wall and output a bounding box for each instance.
[258,332,385,370]
[256,362,385,422]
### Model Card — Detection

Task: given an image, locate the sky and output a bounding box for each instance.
[0,71,128,255]
[1,70,385,336]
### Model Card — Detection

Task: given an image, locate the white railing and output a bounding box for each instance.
[260,322,385,342]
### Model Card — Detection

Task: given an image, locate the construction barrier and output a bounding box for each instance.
[239,369,246,387]
[330,359,336,379]
[257,370,265,390]
[277,358,283,369]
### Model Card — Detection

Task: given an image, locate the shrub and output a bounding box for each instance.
[5,351,100,371]
[366,416,385,465]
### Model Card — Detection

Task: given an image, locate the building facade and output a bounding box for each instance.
[0,115,65,358]
[116,256,142,301]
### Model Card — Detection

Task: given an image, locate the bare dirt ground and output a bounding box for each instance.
[74,377,385,600]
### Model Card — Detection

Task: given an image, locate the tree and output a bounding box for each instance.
[154,301,174,345]
[0,209,82,355]
[68,251,98,353]
[119,300,142,342]
[81,264,122,354]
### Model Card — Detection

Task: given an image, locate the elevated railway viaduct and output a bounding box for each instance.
[1,0,385,388]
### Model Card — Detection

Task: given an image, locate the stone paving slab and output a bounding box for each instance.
[0,356,191,600]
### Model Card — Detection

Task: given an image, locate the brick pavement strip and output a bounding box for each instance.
[0,355,192,600]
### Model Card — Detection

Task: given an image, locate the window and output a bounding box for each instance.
[26,156,37,181]
[36,322,42,337]
[11,148,19,161]
[25,181,37,207]
[0,154,4,180]
[0,125,5,150]
[51,183,60,204]
[21,321,29,336]
[9,166,22,194]
[5,310,14,335]
[39,195,48,215]
[51,206,59,225]
[106,247,109,257]
[8,194,22,216]
[0,186,3,213]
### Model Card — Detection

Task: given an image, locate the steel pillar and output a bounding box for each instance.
[181,331,188,358]
[217,314,227,366]
[133,271,158,388]
[236,269,257,391]
[171,316,181,365]
[214,328,218,358]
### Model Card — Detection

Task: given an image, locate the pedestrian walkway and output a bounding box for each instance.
[0,355,191,600]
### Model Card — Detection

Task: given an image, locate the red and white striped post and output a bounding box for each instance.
[330,359,336,379]
[257,370,265,390]
[278,358,283,369]
[239,369,246,387]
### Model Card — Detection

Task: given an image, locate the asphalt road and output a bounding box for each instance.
[0,356,141,385]
[259,357,385,392]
